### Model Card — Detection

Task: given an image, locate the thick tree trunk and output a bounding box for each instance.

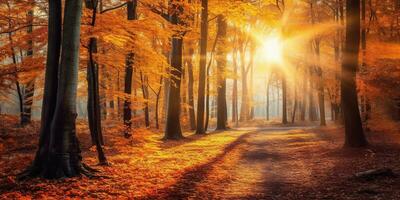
[47,0,84,177]
[341,0,368,147]
[196,0,208,134]
[360,0,371,128]
[216,15,228,130]
[164,2,184,140]
[20,0,93,179]
[19,0,62,179]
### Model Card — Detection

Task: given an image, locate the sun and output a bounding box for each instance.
[257,36,284,64]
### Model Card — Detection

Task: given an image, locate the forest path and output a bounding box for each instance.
[151,125,400,200]
[216,127,322,199]
[151,126,335,199]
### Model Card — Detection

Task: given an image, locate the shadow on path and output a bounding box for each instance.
[141,130,257,200]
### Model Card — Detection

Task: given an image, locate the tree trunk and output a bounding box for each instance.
[341,0,367,147]
[291,91,298,123]
[291,70,298,123]
[300,70,306,121]
[266,74,272,121]
[308,67,317,121]
[20,0,93,179]
[360,0,371,128]
[314,40,326,126]
[19,0,62,179]
[282,73,288,124]
[8,31,24,125]
[216,15,228,130]
[87,37,107,164]
[240,61,248,122]
[140,72,150,128]
[232,47,238,126]
[249,60,255,120]
[85,0,107,165]
[196,0,208,134]
[239,43,250,122]
[187,46,196,130]
[154,77,162,129]
[205,71,210,131]
[123,0,137,138]
[21,9,35,126]
[164,2,184,140]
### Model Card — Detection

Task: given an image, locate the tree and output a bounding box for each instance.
[85,0,107,165]
[123,0,137,138]
[216,15,228,130]
[239,38,252,122]
[232,34,239,126]
[186,45,196,130]
[19,0,95,179]
[164,0,184,140]
[196,0,208,134]
[266,73,272,121]
[21,6,35,126]
[281,72,288,124]
[341,0,368,147]
[140,72,150,128]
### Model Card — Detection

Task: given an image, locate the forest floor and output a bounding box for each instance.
[1,115,400,199]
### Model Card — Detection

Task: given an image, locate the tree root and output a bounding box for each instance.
[16,162,110,181]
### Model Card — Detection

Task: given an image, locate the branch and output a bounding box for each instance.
[208,15,218,22]
[0,24,47,35]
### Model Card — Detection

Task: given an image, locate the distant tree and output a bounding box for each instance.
[281,72,288,124]
[232,35,239,126]
[140,72,150,128]
[216,15,228,130]
[21,5,35,126]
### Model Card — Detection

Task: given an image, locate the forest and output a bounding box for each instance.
[0,0,400,199]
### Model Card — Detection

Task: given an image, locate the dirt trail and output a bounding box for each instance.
[148,127,400,200]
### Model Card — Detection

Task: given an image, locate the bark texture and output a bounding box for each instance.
[341,0,368,147]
